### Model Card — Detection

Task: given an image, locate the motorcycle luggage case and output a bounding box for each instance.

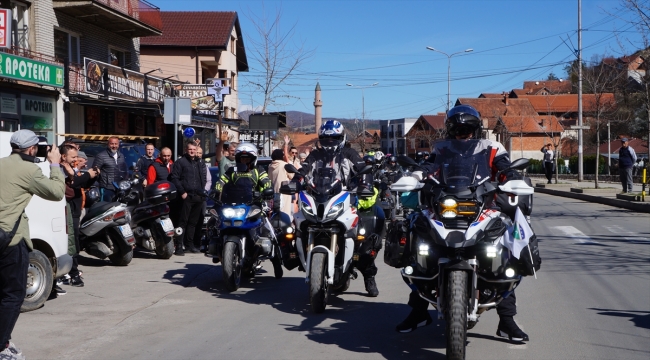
[495,176,533,219]
[144,181,177,205]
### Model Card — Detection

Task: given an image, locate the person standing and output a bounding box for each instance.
[216,141,236,178]
[193,146,212,251]
[170,141,207,255]
[146,147,173,184]
[92,136,126,201]
[136,143,156,186]
[541,143,554,184]
[618,138,637,193]
[60,145,100,287]
[268,149,294,221]
[0,130,66,360]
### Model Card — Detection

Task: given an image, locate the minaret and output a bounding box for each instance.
[314,82,322,132]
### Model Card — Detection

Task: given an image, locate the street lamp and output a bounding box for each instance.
[346,83,378,152]
[426,46,473,111]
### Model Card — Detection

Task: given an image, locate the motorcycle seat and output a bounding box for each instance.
[82,202,122,223]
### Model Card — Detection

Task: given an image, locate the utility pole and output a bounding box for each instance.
[347,83,378,153]
[578,0,584,181]
[426,47,474,111]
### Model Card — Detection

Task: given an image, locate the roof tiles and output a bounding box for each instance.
[140,12,237,47]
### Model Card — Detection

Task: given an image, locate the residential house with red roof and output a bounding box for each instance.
[139,11,249,154]
[493,115,564,160]
[405,114,445,154]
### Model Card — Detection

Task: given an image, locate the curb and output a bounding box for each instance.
[534,186,650,213]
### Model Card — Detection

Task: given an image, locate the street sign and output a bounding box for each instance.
[249,114,279,131]
[163,97,192,125]
[570,125,591,130]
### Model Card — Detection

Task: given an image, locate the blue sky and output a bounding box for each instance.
[153,0,644,120]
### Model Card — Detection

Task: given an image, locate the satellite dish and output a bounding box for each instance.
[535,81,539,85]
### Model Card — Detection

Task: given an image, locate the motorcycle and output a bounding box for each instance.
[120,177,179,259]
[206,188,282,291]
[281,163,373,313]
[79,185,135,266]
[385,140,538,360]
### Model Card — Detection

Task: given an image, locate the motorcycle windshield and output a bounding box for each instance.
[310,167,342,203]
[431,139,492,188]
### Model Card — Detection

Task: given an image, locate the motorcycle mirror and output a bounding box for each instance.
[284,164,299,174]
[262,188,275,200]
[508,158,530,171]
[397,155,418,168]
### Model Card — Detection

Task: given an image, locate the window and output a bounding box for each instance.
[109,47,125,67]
[11,1,30,50]
[230,71,236,91]
[230,35,236,54]
[54,29,80,63]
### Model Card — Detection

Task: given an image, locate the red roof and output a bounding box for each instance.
[497,116,563,134]
[141,12,237,47]
[595,138,649,156]
[523,80,572,93]
[420,115,445,129]
[479,93,505,98]
[517,94,616,114]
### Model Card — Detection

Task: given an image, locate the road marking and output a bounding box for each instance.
[552,226,600,244]
[602,225,649,243]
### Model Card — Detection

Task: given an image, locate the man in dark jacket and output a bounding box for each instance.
[618,138,637,193]
[170,141,207,255]
[146,147,173,184]
[92,136,126,202]
[136,143,156,186]
[61,145,99,287]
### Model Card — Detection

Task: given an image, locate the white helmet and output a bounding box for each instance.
[374,150,384,162]
[318,120,346,153]
[234,142,258,167]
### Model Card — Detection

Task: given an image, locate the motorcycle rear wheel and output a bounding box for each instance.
[309,252,328,313]
[109,249,133,266]
[222,241,241,291]
[153,227,174,259]
[446,270,469,360]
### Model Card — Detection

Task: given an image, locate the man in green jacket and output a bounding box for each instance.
[0,130,65,360]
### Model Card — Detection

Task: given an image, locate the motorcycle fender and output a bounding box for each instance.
[224,235,245,259]
[306,246,334,284]
[296,237,307,270]
[111,226,134,255]
[342,238,354,273]
[153,219,173,246]
[442,259,474,271]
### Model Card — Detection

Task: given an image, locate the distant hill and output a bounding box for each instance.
[239,110,380,133]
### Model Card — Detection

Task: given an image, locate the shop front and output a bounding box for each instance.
[0,51,64,143]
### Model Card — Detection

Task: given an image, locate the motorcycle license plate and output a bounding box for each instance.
[161,219,174,232]
[119,225,133,238]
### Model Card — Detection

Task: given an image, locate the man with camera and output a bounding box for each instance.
[0,130,66,360]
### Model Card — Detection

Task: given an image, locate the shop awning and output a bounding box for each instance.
[58,133,159,141]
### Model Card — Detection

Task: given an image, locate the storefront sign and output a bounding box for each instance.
[176,84,221,115]
[0,9,11,49]
[83,57,166,102]
[0,93,17,114]
[239,131,266,143]
[0,52,64,87]
[21,94,55,117]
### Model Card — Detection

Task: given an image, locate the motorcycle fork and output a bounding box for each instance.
[468,257,479,323]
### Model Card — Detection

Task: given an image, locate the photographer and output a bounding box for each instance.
[0,130,65,360]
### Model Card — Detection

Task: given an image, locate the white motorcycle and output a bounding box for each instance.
[282,164,373,313]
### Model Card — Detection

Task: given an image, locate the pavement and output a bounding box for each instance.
[527,175,650,213]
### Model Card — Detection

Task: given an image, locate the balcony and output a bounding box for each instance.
[53,0,162,37]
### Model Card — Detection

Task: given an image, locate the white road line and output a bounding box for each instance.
[602,225,649,243]
[552,226,600,244]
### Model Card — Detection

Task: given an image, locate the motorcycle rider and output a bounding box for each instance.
[395,104,529,342]
[302,120,381,297]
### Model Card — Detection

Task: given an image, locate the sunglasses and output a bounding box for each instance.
[291,152,298,154]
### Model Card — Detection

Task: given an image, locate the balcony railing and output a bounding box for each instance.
[53,0,162,36]
[0,46,63,67]
[68,63,85,95]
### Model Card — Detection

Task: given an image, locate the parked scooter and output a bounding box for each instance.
[79,187,135,266]
[120,177,179,259]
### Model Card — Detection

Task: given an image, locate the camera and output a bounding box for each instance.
[35,137,51,158]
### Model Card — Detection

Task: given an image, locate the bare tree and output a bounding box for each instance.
[582,55,620,187]
[245,5,314,114]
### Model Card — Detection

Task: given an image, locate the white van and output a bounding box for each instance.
[0,131,72,312]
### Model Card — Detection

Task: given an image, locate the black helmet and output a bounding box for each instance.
[415,151,424,161]
[363,155,376,165]
[446,104,483,138]
[389,156,397,163]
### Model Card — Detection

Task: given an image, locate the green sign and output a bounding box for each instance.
[0,53,64,88]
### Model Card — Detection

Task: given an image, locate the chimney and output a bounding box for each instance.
[503,92,509,106]
[314,82,323,132]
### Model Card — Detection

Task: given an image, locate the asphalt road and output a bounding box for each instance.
[13,193,650,359]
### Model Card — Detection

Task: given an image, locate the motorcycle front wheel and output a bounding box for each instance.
[309,252,328,313]
[446,270,469,360]
[222,241,241,291]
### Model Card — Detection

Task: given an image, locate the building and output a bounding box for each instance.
[379,118,417,155]
[139,11,248,155]
[404,114,445,155]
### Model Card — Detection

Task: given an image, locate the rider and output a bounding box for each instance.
[302,120,382,296]
[395,104,529,342]
[213,142,271,205]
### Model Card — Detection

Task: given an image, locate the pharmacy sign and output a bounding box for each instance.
[0,53,64,88]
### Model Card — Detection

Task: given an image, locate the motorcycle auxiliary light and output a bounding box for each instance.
[439,198,479,218]
[285,226,295,240]
[357,227,366,240]
[486,245,498,258]
[404,266,414,275]
[505,268,516,278]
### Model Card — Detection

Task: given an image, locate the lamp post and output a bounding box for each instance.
[346,82,378,152]
[426,47,473,111]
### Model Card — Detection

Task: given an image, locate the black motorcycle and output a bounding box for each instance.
[385,140,540,360]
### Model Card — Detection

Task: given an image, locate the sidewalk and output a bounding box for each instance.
[528,175,650,213]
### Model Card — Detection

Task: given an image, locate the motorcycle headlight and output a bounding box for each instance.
[222,208,246,219]
[326,203,344,219]
[301,201,314,215]
[118,180,131,191]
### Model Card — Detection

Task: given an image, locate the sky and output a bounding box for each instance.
[152,0,645,120]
